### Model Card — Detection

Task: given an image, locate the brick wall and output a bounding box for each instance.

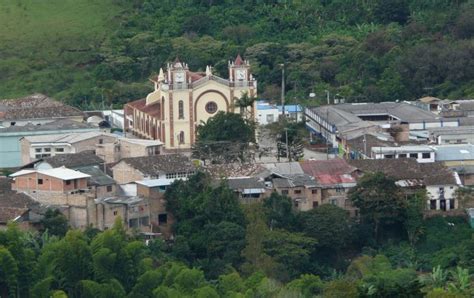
[112,162,145,184]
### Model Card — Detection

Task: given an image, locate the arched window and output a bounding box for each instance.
[178,131,185,144]
[178,100,184,119]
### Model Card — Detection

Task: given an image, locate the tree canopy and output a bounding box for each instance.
[192,112,256,163]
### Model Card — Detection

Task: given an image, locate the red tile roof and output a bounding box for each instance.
[234,54,244,66]
[300,159,358,186]
[188,71,205,82]
[126,98,161,119]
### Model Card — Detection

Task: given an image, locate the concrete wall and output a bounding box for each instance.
[426,185,459,210]
[373,151,435,163]
[257,108,279,125]
[21,134,117,164]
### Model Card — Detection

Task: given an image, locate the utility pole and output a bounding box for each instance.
[285,127,289,161]
[325,90,330,105]
[280,63,285,119]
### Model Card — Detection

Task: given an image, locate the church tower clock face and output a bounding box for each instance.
[236,69,246,80]
[175,72,185,83]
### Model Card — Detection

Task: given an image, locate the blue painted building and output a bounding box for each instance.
[0,120,100,168]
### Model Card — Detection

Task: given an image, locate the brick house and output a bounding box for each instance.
[136,179,177,237]
[271,174,319,211]
[10,167,94,228]
[95,137,163,164]
[0,177,43,230]
[300,159,359,216]
[348,159,461,211]
[95,196,151,232]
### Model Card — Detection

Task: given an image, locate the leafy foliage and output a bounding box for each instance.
[192,112,256,164]
[2,1,474,107]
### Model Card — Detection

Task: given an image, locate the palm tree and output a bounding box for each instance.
[234,92,256,120]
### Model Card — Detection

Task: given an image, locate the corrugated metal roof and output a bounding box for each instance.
[432,144,474,161]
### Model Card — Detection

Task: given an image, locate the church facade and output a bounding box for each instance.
[124,55,257,150]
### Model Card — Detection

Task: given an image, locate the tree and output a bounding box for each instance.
[192,112,256,163]
[233,91,256,120]
[263,192,297,230]
[323,279,359,298]
[373,0,410,25]
[40,209,69,237]
[349,172,407,241]
[286,274,324,297]
[299,204,352,250]
[263,229,317,281]
[405,190,426,246]
[347,255,421,297]
[241,204,278,278]
[0,246,18,297]
[164,173,246,278]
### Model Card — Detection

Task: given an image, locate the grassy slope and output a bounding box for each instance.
[0,0,123,98]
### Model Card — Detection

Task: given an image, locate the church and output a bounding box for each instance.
[124,55,257,150]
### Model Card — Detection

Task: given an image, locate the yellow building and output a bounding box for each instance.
[124,55,257,150]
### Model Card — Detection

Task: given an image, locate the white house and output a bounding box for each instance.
[256,102,279,125]
[371,146,435,163]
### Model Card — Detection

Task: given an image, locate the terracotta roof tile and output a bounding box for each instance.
[348,159,457,186]
[117,154,195,176]
[0,93,83,121]
[0,177,39,223]
[300,159,358,186]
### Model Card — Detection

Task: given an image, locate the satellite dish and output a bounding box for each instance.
[309,93,316,98]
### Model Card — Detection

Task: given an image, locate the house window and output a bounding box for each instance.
[35,148,42,153]
[35,154,42,159]
[293,201,299,208]
[113,211,118,216]
[449,199,455,209]
[281,190,289,195]
[99,139,104,144]
[430,200,437,210]
[178,100,184,119]
[129,218,138,227]
[55,148,64,152]
[398,154,406,158]
[205,101,218,114]
[140,216,150,226]
[10,122,16,126]
[384,154,394,159]
[330,199,337,205]
[106,185,112,192]
[158,213,168,224]
[422,152,431,159]
[44,148,51,152]
[266,114,274,123]
[312,201,319,208]
[66,180,71,185]
[178,131,185,144]
[409,153,418,158]
[38,179,43,185]
[294,189,302,195]
[439,187,445,194]
[311,189,317,194]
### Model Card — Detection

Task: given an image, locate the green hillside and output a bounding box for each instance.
[0,0,473,108]
[0,0,126,104]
